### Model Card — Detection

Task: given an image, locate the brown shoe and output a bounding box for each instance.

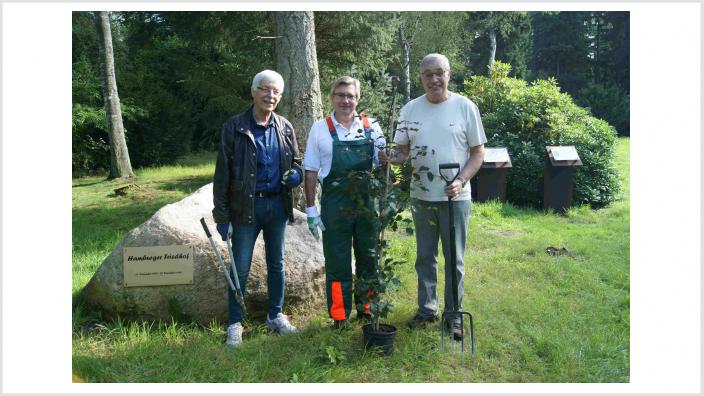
[408,313,439,329]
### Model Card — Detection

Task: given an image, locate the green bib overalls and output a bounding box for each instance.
[321,116,379,321]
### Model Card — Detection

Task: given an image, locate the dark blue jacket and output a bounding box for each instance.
[212,106,302,225]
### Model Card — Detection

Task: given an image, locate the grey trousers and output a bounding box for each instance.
[411,198,471,318]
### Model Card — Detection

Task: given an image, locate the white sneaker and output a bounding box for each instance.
[266,313,298,334]
[226,323,243,347]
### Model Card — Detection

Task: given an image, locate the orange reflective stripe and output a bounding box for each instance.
[360,113,370,129]
[330,281,346,320]
[325,116,336,133]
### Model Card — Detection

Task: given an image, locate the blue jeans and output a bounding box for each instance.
[228,195,287,325]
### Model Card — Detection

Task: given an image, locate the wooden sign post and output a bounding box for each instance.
[543,146,583,213]
[471,147,512,203]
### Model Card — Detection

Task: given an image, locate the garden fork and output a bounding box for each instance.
[438,163,475,356]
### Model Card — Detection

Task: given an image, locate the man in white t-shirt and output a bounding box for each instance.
[303,76,387,328]
[384,53,486,339]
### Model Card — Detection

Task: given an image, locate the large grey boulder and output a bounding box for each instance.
[82,183,325,325]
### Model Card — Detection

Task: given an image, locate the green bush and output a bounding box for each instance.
[72,104,110,177]
[463,61,619,208]
[72,99,148,176]
[577,82,630,136]
[121,87,193,168]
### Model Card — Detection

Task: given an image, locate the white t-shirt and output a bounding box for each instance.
[303,111,386,183]
[393,92,487,201]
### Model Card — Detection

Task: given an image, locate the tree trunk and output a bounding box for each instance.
[486,12,497,70]
[594,12,602,83]
[274,11,323,210]
[94,11,134,179]
[398,20,411,104]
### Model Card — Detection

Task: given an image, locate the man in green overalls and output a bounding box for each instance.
[303,76,387,328]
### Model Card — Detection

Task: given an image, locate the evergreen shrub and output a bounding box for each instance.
[577,82,630,136]
[71,100,146,177]
[72,104,110,177]
[463,61,619,208]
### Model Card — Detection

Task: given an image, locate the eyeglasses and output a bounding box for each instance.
[257,86,282,96]
[421,70,447,80]
[333,93,357,101]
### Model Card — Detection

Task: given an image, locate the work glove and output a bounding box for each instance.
[305,206,326,240]
[216,223,229,242]
[281,169,302,188]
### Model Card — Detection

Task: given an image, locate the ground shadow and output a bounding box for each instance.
[158,175,212,195]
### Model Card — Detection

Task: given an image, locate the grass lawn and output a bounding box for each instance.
[72,139,630,383]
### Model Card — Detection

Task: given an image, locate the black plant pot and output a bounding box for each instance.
[362,323,397,356]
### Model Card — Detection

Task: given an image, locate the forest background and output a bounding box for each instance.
[72,11,630,177]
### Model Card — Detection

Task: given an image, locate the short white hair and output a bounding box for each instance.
[251,70,285,92]
[420,53,451,72]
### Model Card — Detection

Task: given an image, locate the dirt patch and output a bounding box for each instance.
[72,369,86,383]
[112,183,156,200]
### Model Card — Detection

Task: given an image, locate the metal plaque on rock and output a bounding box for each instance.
[123,245,194,287]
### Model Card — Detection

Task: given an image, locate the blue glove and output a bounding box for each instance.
[216,223,229,241]
[281,169,302,188]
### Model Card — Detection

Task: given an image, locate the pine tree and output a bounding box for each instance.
[529,11,591,96]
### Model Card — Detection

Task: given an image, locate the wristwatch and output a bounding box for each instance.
[456,175,467,188]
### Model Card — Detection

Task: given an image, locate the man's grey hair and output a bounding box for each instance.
[329,76,361,99]
[420,53,451,72]
[251,70,285,92]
